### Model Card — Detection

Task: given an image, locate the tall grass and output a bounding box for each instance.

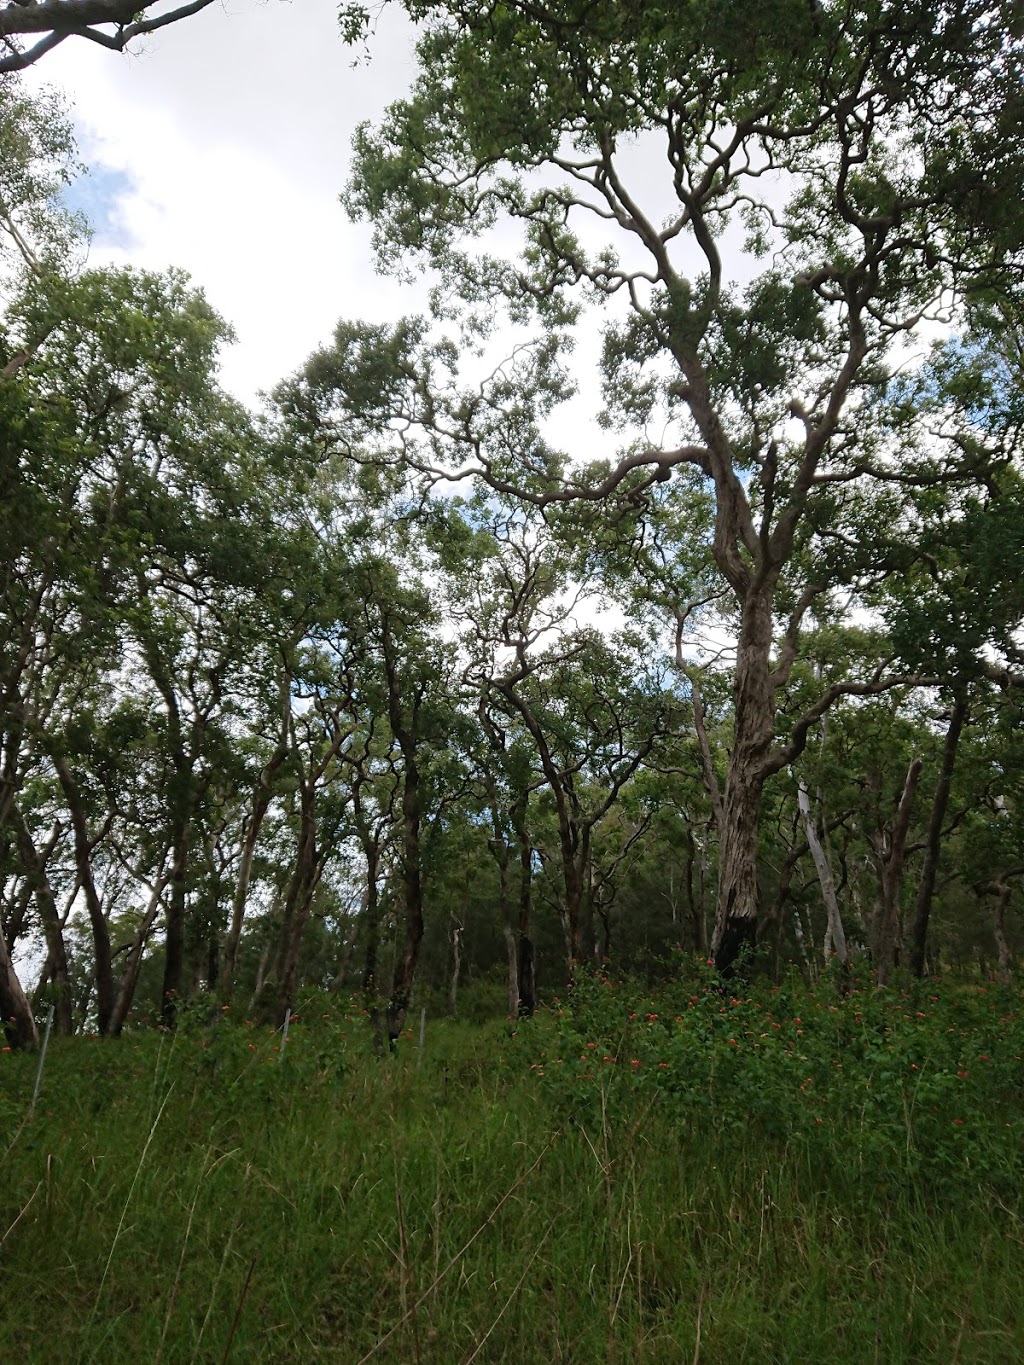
[1,976,1021,1362]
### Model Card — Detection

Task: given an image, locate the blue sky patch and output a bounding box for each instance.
[61,163,136,249]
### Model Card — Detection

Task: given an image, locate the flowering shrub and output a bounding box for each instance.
[521,964,1024,1197]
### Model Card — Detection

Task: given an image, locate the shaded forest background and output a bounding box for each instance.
[3,1,1024,1054]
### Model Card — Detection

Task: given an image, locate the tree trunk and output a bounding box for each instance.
[106,867,170,1036]
[908,696,967,978]
[489,822,520,1019]
[498,922,518,1020]
[12,808,73,1034]
[680,831,698,952]
[385,683,425,1051]
[221,682,290,1000]
[160,831,190,1028]
[387,750,424,1048]
[710,592,775,976]
[448,918,462,1019]
[796,779,848,968]
[513,799,535,1016]
[53,753,114,1032]
[221,799,268,1000]
[359,846,387,1056]
[0,921,37,1049]
[559,834,584,969]
[874,757,922,986]
[269,788,319,1019]
[991,883,1013,986]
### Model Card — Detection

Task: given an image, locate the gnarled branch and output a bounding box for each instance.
[0,1,218,74]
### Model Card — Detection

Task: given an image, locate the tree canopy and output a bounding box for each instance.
[1,6,1023,1048]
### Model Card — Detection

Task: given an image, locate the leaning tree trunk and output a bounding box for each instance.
[448,917,463,1019]
[710,592,776,976]
[262,785,319,1022]
[0,921,37,1050]
[874,758,922,986]
[12,807,73,1035]
[54,754,114,1033]
[908,696,968,978]
[220,682,290,1002]
[106,867,170,1036]
[796,779,849,970]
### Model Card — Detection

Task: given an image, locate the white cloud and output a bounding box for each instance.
[18,4,661,465]
[26,0,422,401]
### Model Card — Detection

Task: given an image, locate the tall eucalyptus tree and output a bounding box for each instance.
[333,0,1024,971]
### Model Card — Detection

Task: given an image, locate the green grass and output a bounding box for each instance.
[1,975,1022,1362]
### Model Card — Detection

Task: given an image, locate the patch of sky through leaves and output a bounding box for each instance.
[60,156,136,250]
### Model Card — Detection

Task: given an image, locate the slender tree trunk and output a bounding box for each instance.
[221,682,290,999]
[0,919,37,1049]
[593,892,611,963]
[710,592,775,975]
[12,809,73,1034]
[558,835,584,968]
[499,922,518,1020]
[497,679,585,975]
[908,696,968,978]
[384,630,425,1050]
[272,790,319,1017]
[448,918,462,1019]
[683,827,707,954]
[796,779,848,969]
[874,758,922,986]
[766,844,801,979]
[690,671,724,833]
[2,874,34,955]
[250,939,272,1014]
[359,845,386,1055]
[221,800,268,999]
[513,800,535,1016]
[107,868,171,1036]
[790,899,812,981]
[160,828,191,1027]
[387,747,424,1048]
[53,754,114,1032]
[489,819,520,1019]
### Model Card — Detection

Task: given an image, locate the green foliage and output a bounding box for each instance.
[531,967,1024,1198]
[0,77,84,282]
[3,986,1024,1360]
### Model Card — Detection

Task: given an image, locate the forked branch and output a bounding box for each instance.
[0,0,218,73]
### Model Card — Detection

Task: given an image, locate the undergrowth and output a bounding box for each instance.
[1,971,1021,1362]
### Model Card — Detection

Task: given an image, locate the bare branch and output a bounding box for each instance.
[407,443,712,507]
[0,0,218,73]
[768,671,939,777]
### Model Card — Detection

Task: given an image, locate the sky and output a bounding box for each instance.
[25,0,424,403]
[17,3,694,460]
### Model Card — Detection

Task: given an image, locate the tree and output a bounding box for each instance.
[332,0,1024,973]
[2,76,325,1031]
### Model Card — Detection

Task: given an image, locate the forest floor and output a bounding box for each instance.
[1,967,1022,1363]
